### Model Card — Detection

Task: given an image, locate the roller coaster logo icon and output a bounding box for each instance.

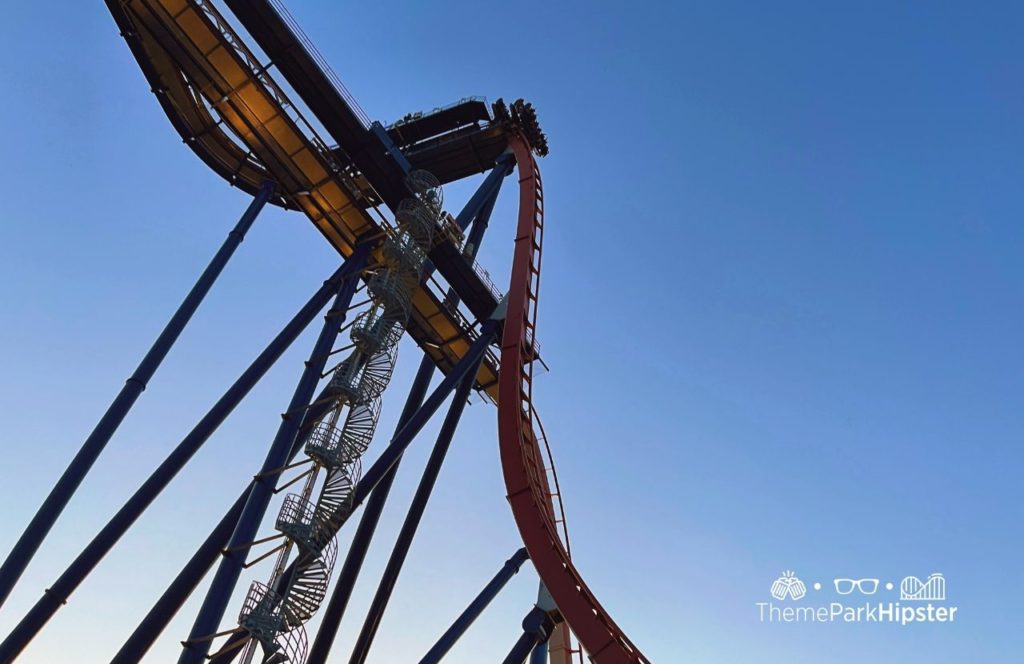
[900,573,946,601]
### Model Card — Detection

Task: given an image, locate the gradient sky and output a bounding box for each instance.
[1,1,1022,662]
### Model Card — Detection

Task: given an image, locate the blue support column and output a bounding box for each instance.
[347,320,498,510]
[0,256,365,663]
[113,380,339,662]
[300,357,433,663]
[305,321,500,664]
[114,488,247,663]
[530,640,549,664]
[0,182,274,610]
[348,336,482,664]
[502,607,555,664]
[178,242,371,663]
[306,169,507,662]
[454,154,514,231]
[417,549,530,664]
[210,321,501,664]
[142,222,504,662]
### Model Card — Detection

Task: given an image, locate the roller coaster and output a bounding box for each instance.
[0,1,651,662]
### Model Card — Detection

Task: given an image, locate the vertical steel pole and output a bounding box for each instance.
[416,549,530,664]
[347,345,481,664]
[178,243,370,663]
[0,182,275,609]
[0,259,360,662]
[530,640,549,664]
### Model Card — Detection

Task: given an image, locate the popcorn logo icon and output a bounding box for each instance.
[770,570,806,601]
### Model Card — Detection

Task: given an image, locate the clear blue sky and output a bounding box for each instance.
[1,1,1022,662]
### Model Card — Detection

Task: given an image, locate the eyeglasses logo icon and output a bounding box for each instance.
[833,578,879,595]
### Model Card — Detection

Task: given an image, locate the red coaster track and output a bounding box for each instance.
[499,136,650,663]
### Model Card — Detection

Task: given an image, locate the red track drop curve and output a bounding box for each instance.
[498,136,650,663]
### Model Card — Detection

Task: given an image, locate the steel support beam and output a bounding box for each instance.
[417,548,530,664]
[301,356,433,664]
[212,321,500,664]
[125,261,496,661]
[0,257,364,662]
[306,173,505,662]
[114,381,337,662]
[178,243,370,663]
[348,320,498,511]
[305,321,499,664]
[454,153,513,232]
[180,166,508,662]
[530,640,549,664]
[114,487,247,663]
[0,182,274,609]
[347,337,481,663]
[502,607,556,664]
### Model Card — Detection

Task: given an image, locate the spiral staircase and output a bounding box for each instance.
[235,172,443,663]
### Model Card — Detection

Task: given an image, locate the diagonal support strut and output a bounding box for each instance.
[0,182,275,610]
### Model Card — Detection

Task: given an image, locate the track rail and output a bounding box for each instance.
[531,403,583,664]
[498,136,649,663]
[106,0,500,398]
